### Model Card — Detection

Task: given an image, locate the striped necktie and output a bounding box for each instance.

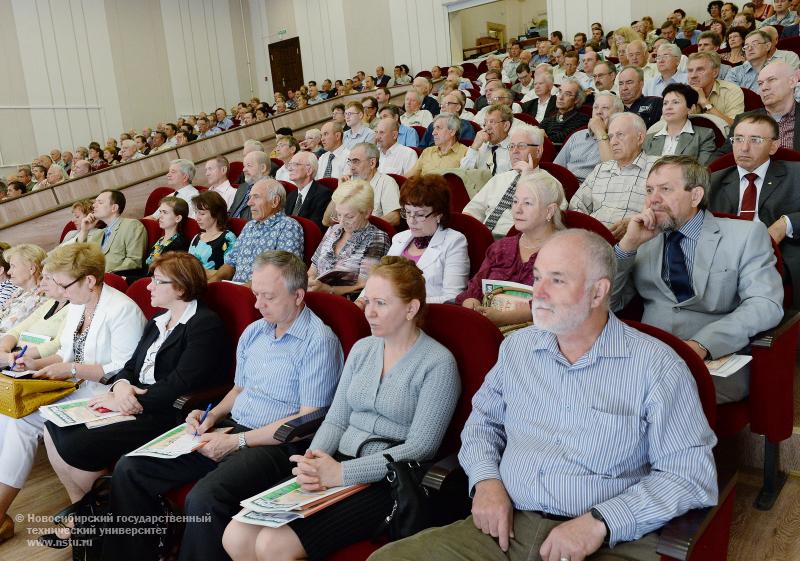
[485,173,521,231]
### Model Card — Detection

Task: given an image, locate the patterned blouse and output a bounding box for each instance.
[0,285,48,333]
[311,223,390,285]
[146,233,189,265]
[456,234,536,304]
[189,231,237,270]
[224,212,304,283]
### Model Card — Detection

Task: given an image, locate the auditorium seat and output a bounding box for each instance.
[60,221,77,243]
[304,292,370,358]
[227,161,244,184]
[539,162,580,201]
[513,112,539,126]
[448,213,494,276]
[138,218,161,250]
[103,272,128,292]
[415,70,432,79]
[562,209,616,245]
[228,217,247,236]
[441,173,471,212]
[279,180,298,193]
[317,177,339,191]
[183,218,201,241]
[541,136,556,162]
[144,186,175,217]
[291,216,322,267]
[741,87,765,111]
[270,157,284,170]
[412,125,427,139]
[466,120,482,134]
[367,215,397,239]
[126,277,162,320]
[691,116,726,148]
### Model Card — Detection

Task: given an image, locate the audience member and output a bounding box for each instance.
[618,66,663,128]
[317,122,351,180]
[274,136,300,181]
[286,151,332,231]
[522,70,557,122]
[420,91,477,147]
[614,155,783,402]
[590,60,619,94]
[212,107,234,132]
[17,167,34,191]
[401,91,434,128]
[461,104,513,175]
[76,190,147,273]
[644,43,689,97]
[374,65,390,87]
[0,244,47,333]
[726,30,778,91]
[375,117,418,176]
[380,104,420,148]
[229,150,270,221]
[336,142,401,225]
[300,128,325,157]
[407,114,468,177]
[59,199,95,246]
[761,0,798,25]
[414,76,441,116]
[204,156,237,210]
[721,27,747,64]
[687,52,744,125]
[189,190,237,275]
[156,159,199,219]
[540,79,591,143]
[4,181,25,199]
[342,101,376,148]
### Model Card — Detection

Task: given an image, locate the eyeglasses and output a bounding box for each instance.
[400,209,435,221]
[508,143,540,150]
[344,111,361,117]
[729,135,776,145]
[285,162,311,169]
[743,41,770,50]
[53,276,84,290]
[150,278,173,286]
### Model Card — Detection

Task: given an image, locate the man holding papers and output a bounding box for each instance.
[102,251,343,561]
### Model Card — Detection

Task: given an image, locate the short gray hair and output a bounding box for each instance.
[594,91,625,113]
[244,139,264,152]
[516,125,545,145]
[259,178,287,210]
[354,142,380,165]
[559,78,586,105]
[608,111,647,135]
[171,158,196,182]
[433,112,461,137]
[649,155,710,209]
[548,229,616,294]
[253,250,308,292]
[657,42,682,58]
[619,65,644,82]
[296,150,319,176]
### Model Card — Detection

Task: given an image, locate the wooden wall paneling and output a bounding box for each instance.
[0,189,60,230]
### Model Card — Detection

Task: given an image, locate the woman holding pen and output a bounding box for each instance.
[39,252,228,547]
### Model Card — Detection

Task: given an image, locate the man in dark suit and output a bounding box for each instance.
[660,20,690,50]
[521,70,557,123]
[229,151,270,221]
[285,151,332,232]
[709,113,800,303]
[413,76,440,116]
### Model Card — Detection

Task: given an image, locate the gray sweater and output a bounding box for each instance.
[309,331,460,485]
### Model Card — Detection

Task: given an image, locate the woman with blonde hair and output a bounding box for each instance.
[609,26,640,64]
[60,199,95,246]
[0,244,48,333]
[308,180,389,298]
[0,243,144,545]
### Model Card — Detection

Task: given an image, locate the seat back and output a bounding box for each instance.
[448,213,494,277]
[303,292,370,359]
[563,209,616,246]
[424,304,504,456]
[317,177,339,191]
[60,221,77,242]
[270,157,284,170]
[144,186,175,216]
[183,218,201,241]
[467,120,482,133]
[126,277,163,320]
[741,87,765,111]
[690,116,726,148]
[228,217,247,236]
[539,162,580,201]
[442,173,472,212]
[412,125,427,139]
[279,180,298,193]
[204,282,260,381]
[622,320,717,429]
[513,112,539,126]
[103,272,128,292]
[541,136,555,162]
[368,215,397,239]
[291,216,322,267]
[227,161,243,184]
[138,218,161,250]
[415,70,433,79]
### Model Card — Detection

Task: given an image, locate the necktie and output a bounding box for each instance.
[484,173,521,231]
[292,192,304,215]
[323,153,335,178]
[490,145,499,176]
[101,227,112,251]
[739,172,758,220]
[665,231,694,303]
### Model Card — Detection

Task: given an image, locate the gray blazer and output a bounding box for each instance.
[611,211,784,359]
[643,125,717,165]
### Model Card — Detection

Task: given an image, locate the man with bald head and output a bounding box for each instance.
[624,41,658,81]
[570,112,659,238]
[375,117,418,175]
[230,150,271,220]
[286,151,331,231]
[69,160,91,179]
[413,75,440,116]
[618,66,663,128]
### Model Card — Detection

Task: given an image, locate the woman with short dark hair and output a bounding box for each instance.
[189,190,237,275]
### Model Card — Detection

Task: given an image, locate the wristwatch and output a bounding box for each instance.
[590,508,610,542]
[597,134,609,141]
[70,363,78,381]
[702,103,713,113]
[238,432,248,451]
[692,340,710,359]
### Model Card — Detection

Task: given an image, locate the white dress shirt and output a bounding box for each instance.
[737,160,794,236]
[378,142,418,176]
[152,184,199,218]
[368,173,401,217]
[653,120,694,156]
[209,180,237,210]
[137,300,197,385]
[316,145,351,179]
[460,137,512,175]
[400,110,434,128]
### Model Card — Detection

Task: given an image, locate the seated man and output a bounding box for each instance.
[336,141,401,225]
[643,43,689,97]
[464,127,562,238]
[413,76,441,116]
[618,66,663,129]
[554,91,623,183]
[570,112,659,238]
[460,104,513,175]
[400,91,434,128]
[153,159,199,218]
[696,30,732,80]
[467,87,522,127]
[407,113,468,177]
[75,189,147,273]
[520,68,557,122]
[613,155,784,403]
[539,78,591,144]
[342,101,376,148]
[589,60,618,94]
[379,104,420,148]
[420,91,477,148]
[510,62,534,97]
[103,250,344,561]
[212,179,304,284]
[726,30,778,92]
[709,113,800,304]
[316,121,351,180]
[371,228,717,561]
[205,156,237,210]
[286,151,332,232]
[761,25,800,70]
[687,51,744,125]
[375,117,418,176]
[229,149,271,221]
[274,135,300,182]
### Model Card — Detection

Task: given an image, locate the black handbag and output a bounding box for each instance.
[355,437,434,540]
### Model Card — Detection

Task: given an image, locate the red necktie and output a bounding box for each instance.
[740,173,758,220]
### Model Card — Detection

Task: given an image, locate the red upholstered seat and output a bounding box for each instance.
[144,186,175,217]
[271,158,284,170]
[562,209,616,245]
[126,277,163,320]
[103,272,128,292]
[303,292,370,358]
[691,116,726,148]
[441,173,471,212]
[741,87,765,111]
[448,213,494,277]
[279,180,298,193]
[317,177,339,191]
[60,221,77,242]
[368,215,397,239]
[513,112,538,126]
[291,216,322,267]
[539,162,580,201]
[227,161,243,184]
[541,136,555,162]
[228,217,247,236]
[138,218,161,251]
[412,125,427,139]
[183,218,201,241]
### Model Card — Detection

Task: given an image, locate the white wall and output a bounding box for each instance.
[293,0,351,88]
[389,0,452,75]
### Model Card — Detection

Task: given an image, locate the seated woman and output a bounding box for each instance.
[60,199,96,246]
[0,243,144,544]
[222,256,460,561]
[644,83,716,166]
[309,180,389,298]
[189,190,237,276]
[88,145,109,172]
[0,242,16,307]
[456,173,565,328]
[0,244,48,333]
[360,175,469,304]
[0,267,70,363]
[720,27,747,64]
[42,253,228,533]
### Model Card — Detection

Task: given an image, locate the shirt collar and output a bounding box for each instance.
[676,208,705,241]
[154,299,198,334]
[736,158,771,181]
[612,151,648,172]
[654,119,694,137]
[528,313,630,363]
[256,210,287,227]
[264,304,311,341]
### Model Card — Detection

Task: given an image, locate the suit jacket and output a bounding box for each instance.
[88,217,148,273]
[112,302,229,412]
[375,75,391,87]
[714,104,800,157]
[386,226,470,303]
[229,182,253,221]
[781,24,798,38]
[674,38,691,50]
[709,160,800,302]
[521,95,557,120]
[611,211,784,358]
[643,126,717,165]
[422,95,440,116]
[286,181,332,232]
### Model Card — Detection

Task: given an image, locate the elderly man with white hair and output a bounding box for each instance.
[643,43,689,97]
[464,127,562,238]
[413,75,441,116]
[521,68,557,122]
[401,91,434,128]
[286,150,331,231]
[152,159,199,218]
[570,112,659,239]
[118,139,140,163]
[300,128,325,157]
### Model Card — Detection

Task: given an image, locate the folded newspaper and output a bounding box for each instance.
[126,423,233,459]
[39,398,124,427]
[234,477,368,528]
[705,354,752,378]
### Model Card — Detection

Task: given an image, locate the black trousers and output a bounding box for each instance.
[101,419,307,561]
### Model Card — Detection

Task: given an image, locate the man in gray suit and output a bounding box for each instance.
[228,150,270,221]
[709,113,800,304]
[612,155,784,403]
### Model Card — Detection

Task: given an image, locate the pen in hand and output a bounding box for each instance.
[9,344,28,371]
[195,403,213,437]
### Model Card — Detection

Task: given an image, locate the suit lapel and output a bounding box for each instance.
[758,160,786,214]
[689,213,721,301]
[650,135,666,155]
[675,132,694,155]
[717,169,741,214]
[416,228,445,271]
[104,221,122,255]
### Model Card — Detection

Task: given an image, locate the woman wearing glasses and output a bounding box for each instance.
[0,243,145,545]
[0,244,48,334]
[360,175,469,304]
[308,180,389,299]
[39,252,228,548]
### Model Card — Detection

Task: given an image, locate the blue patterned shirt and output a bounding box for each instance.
[189,230,237,270]
[397,125,420,148]
[224,212,303,283]
[459,313,717,546]
[230,305,344,429]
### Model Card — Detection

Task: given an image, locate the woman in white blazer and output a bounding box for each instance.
[372,175,469,303]
[0,243,145,543]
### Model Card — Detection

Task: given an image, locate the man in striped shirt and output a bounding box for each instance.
[371,229,717,561]
[105,251,344,561]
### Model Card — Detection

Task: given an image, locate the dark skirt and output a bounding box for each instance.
[289,478,392,561]
[45,411,179,472]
